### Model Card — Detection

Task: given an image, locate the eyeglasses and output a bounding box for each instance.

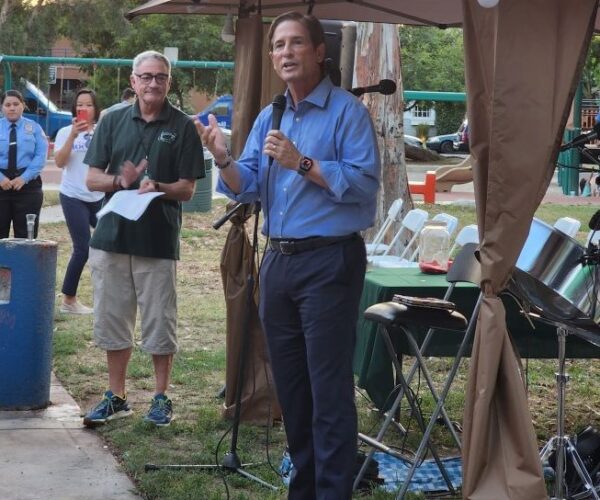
[134,73,170,84]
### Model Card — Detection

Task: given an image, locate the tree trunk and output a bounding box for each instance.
[0,0,11,29]
[405,143,440,162]
[354,23,412,244]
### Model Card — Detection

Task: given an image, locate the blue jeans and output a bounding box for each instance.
[60,193,102,297]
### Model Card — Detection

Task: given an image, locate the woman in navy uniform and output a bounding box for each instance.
[0,89,48,238]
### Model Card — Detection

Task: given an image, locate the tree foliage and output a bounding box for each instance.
[582,35,600,99]
[0,0,234,111]
[399,26,466,134]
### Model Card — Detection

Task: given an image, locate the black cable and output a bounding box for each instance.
[215,425,233,500]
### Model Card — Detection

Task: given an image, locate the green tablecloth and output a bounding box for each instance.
[353,267,600,410]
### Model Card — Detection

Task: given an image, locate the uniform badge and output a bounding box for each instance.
[24,123,34,134]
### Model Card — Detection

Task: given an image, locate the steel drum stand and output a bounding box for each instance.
[539,326,600,500]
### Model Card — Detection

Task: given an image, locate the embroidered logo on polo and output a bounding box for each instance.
[158,131,177,144]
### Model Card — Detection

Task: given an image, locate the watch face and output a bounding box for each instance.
[301,157,313,172]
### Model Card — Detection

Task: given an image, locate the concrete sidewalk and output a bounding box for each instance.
[0,375,140,499]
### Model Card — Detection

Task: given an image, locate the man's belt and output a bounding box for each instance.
[269,233,360,256]
[0,167,25,180]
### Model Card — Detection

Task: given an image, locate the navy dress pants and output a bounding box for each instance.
[259,236,366,500]
[0,177,43,239]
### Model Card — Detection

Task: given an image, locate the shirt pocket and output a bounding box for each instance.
[20,134,37,158]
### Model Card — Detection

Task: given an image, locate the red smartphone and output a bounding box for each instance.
[76,109,88,122]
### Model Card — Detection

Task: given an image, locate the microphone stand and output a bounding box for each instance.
[145,201,278,492]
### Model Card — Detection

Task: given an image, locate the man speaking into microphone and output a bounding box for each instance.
[197,11,380,499]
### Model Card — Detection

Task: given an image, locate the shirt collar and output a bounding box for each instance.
[131,99,172,123]
[285,76,333,110]
[5,117,23,128]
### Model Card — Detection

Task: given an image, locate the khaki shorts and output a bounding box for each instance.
[88,248,178,354]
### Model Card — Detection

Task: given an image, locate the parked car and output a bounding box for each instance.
[197,94,233,129]
[453,119,470,152]
[426,132,458,153]
[404,134,424,148]
[0,78,73,140]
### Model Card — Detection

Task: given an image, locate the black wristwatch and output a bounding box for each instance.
[297,156,314,177]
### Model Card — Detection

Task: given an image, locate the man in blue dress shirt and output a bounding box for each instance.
[198,11,380,499]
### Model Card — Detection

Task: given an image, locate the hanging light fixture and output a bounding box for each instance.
[477,0,499,7]
[221,14,236,43]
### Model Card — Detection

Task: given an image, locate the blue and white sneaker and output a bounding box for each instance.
[143,394,173,427]
[83,390,133,428]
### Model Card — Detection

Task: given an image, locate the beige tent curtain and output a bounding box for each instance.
[230,15,264,157]
[222,16,281,423]
[220,204,281,423]
[461,0,598,498]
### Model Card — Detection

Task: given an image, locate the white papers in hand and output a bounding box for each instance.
[96,190,165,221]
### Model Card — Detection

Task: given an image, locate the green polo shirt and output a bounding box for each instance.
[85,99,205,260]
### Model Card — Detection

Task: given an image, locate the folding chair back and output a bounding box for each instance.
[388,208,429,258]
[432,213,459,237]
[365,198,403,256]
[449,224,479,255]
[368,208,429,267]
[447,242,481,286]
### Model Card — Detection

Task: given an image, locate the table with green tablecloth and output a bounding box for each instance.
[353,267,600,410]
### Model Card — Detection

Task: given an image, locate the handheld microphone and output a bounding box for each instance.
[560,123,600,152]
[350,79,397,97]
[269,94,286,167]
[212,202,244,230]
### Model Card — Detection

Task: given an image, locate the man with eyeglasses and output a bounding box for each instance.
[82,50,206,428]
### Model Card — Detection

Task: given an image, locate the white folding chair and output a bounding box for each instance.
[449,224,479,256]
[432,213,459,238]
[365,198,404,256]
[369,208,429,267]
[553,217,581,238]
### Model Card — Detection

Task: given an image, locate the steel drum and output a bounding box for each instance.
[512,218,600,328]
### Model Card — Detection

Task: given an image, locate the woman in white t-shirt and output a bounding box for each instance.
[54,89,104,314]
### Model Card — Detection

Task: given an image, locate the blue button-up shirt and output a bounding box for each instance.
[0,116,48,182]
[217,77,380,238]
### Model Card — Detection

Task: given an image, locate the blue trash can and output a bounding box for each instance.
[0,239,57,410]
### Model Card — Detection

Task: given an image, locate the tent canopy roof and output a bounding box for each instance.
[126,0,464,26]
[126,0,600,30]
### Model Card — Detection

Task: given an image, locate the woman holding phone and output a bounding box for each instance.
[0,89,48,239]
[54,88,103,315]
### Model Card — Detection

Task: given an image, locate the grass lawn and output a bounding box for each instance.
[44,196,600,499]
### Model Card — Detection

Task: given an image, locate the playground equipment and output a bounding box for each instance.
[435,156,473,192]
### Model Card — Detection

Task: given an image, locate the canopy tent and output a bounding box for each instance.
[127,1,600,498]
[127,0,600,29]
[126,0,464,25]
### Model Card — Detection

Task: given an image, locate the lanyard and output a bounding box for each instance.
[136,120,162,178]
